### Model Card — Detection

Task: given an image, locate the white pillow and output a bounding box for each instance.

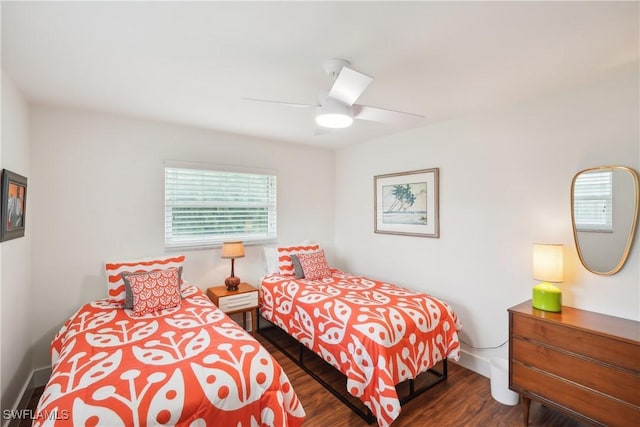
[263,246,279,275]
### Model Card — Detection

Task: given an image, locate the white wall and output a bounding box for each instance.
[29,106,335,369]
[334,66,639,375]
[0,71,32,411]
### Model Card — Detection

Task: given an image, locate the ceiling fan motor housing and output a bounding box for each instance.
[316,98,354,128]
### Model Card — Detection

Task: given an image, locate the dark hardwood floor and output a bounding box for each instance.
[21,331,588,427]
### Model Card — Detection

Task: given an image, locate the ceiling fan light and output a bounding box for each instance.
[315,100,354,128]
[316,113,353,128]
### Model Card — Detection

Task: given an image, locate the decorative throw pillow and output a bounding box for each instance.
[290,255,305,279]
[104,255,185,307]
[277,244,319,276]
[122,267,182,316]
[296,250,331,280]
[124,266,183,309]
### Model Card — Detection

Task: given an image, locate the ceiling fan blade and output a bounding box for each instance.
[354,104,425,126]
[242,97,317,108]
[328,66,374,106]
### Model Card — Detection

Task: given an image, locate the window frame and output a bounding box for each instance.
[164,161,277,249]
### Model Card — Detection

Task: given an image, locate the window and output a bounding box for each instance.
[165,163,277,248]
[573,170,613,232]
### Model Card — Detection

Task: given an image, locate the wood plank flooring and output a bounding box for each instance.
[256,328,588,427]
[20,331,588,426]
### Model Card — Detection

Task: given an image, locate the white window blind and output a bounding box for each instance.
[574,170,613,232]
[165,165,277,248]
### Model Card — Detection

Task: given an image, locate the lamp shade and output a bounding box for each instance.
[533,243,564,283]
[221,241,245,259]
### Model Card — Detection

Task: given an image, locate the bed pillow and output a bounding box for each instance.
[290,255,305,279]
[277,244,319,276]
[263,246,279,275]
[105,255,185,307]
[122,267,182,316]
[124,266,183,309]
[296,250,331,280]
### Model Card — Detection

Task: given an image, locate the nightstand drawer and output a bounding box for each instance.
[218,291,258,312]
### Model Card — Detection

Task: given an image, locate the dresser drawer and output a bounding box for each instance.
[218,291,258,313]
[512,315,640,372]
[512,362,640,427]
[512,337,640,406]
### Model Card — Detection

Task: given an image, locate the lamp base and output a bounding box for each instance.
[532,282,562,312]
[225,276,240,291]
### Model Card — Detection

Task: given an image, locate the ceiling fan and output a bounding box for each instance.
[243,58,425,130]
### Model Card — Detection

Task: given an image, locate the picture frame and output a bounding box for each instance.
[1,169,28,242]
[374,168,439,238]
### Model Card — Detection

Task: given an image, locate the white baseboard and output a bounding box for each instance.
[2,366,51,427]
[454,347,492,378]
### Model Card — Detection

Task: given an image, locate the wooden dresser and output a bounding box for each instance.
[508,300,640,426]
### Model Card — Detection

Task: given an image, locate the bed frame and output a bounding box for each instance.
[257,315,448,424]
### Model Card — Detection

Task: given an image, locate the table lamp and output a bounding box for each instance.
[221,241,245,291]
[532,243,564,312]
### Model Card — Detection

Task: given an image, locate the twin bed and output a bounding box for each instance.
[259,245,461,426]
[33,255,304,427]
[35,248,461,426]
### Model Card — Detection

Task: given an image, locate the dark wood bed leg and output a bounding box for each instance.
[443,358,448,378]
[409,379,415,395]
[522,396,530,426]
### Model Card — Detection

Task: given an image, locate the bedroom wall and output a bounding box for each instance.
[334,65,639,376]
[28,106,335,369]
[0,71,32,411]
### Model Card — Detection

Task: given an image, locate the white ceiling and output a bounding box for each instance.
[2,1,638,149]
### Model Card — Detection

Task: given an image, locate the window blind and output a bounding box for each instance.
[165,166,277,248]
[574,170,612,232]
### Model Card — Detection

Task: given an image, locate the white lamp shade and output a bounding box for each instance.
[316,99,354,128]
[533,243,564,283]
[221,241,245,259]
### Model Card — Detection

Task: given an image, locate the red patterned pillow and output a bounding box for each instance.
[277,244,319,276]
[105,255,185,306]
[296,250,331,280]
[122,267,182,316]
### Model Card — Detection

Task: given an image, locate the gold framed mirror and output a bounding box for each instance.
[571,166,639,276]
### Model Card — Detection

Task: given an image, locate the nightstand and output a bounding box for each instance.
[206,283,259,336]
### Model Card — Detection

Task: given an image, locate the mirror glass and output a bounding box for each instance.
[571,166,639,276]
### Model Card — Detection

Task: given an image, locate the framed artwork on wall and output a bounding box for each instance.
[374,168,439,238]
[1,169,28,242]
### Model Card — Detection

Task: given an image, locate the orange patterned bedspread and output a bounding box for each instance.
[260,269,461,426]
[34,285,305,427]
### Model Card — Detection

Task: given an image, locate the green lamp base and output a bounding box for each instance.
[532,282,562,312]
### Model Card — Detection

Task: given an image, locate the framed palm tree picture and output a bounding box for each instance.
[374,168,439,238]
